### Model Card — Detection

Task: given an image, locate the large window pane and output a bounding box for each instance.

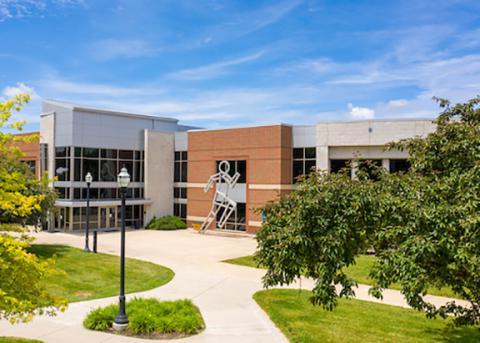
[83,148,99,158]
[101,149,117,159]
[181,161,187,182]
[390,159,410,173]
[100,160,117,181]
[292,160,304,182]
[330,159,350,174]
[119,150,133,160]
[55,158,69,181]
[293,148,303,159]
[174,161,181,182]
[55,147,69,158]
[304,160,316,175]
[74,158,82,181]
[305,147,316,159]
[83,159,99,181]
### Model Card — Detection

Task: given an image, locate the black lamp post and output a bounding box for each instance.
[84,172,93,252]
[113,167,130,331]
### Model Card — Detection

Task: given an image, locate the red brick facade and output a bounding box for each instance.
[187,125,293,234]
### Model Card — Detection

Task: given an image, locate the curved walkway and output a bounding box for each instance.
[0,229,468,342]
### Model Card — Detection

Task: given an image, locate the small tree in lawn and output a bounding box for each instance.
[0,94,65,323]
[256,96,480,326]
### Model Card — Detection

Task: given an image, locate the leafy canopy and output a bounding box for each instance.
[256,96,480,326]
[0,94,65,323]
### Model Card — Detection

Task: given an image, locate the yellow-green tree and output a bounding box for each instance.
[0,94,65,323]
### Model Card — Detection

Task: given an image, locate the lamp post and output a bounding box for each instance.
[84,172,93,252]
[113,167,130,331]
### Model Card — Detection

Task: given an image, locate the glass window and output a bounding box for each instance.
[75,147,82,157]
[181,151,188,160]
[175,151,181,160]
[390,159,410,173]
[55,158,70,181]
[135,151,141,160]
[101,149,117,159]
[174,187,180,198]
[100,159,117,181]
[83,159,99,181]
[119,150,133,160]
[330,159,350,174]
[181,161,188,182]
[74,159,82,181]
[174,162,181,182]
[218,202,246,231]
[83,148,99,158]
[55,147,69,158]
[292,147,316,183]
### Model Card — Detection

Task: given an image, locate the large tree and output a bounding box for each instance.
[256,96,480,326]
[0,94,65,323]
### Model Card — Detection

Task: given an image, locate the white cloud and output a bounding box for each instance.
[348,103,375,120]
[169,51,265,80]
[2,82,38,99]
[89,39,158,61]
[0,0,83,21]
[387,99,409,108]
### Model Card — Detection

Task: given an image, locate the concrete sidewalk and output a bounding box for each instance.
[0,229,468,342]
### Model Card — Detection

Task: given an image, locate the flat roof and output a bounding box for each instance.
[42,99,179,123]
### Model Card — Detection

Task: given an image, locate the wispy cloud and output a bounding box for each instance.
[0,0,83,21]
[169,51,265,80]
[88,39,159,61]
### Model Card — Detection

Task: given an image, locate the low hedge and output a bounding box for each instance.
[146,215,187,230]
[84,298,204,338]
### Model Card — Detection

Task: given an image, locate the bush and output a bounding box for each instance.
[84,298,204,338]
[146,215,187,230]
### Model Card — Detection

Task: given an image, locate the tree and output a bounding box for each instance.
[256,96,480,326]
[0,94,65,323]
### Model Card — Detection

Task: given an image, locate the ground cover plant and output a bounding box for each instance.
[256,97,480,326]
[146,215,187,230]
[254,289,480,343]
[84,298,204,339]
[29,245,174,302]
[0,338,42,343]
[224,255,458,298]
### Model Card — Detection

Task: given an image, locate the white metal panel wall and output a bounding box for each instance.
[292,125,316,147]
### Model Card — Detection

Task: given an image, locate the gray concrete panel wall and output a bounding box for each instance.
[144,130,175,223]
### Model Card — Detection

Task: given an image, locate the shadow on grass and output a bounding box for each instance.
[27,244,71,259]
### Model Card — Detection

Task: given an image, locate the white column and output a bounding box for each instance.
[316,146,329,172]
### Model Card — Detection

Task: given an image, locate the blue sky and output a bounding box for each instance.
[1,0,480,131]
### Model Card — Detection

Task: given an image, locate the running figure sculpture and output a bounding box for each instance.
[199,160,240,233]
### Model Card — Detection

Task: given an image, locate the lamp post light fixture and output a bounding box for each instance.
[84,172,93,252]
[113,167,130,331]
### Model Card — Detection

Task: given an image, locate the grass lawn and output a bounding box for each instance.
[84,298,204,339]
[29,244,174,302]
[0,338,42,343]
[224,255,458,298]
[254,289,480,343]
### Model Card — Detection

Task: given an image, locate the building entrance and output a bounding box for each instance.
[99,207,116,229]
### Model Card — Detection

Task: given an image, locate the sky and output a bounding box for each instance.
[0,0,479,131]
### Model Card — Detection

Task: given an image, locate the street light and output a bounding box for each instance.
[84,172,93,252]
[113,167,130,331]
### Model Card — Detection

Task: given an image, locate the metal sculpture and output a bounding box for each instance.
[199,160,240,233]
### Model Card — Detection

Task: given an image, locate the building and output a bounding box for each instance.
[31,99,435,233]
[13,132,40,177]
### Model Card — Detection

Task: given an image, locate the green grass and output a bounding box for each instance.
[224,255,458,298]
[0,338,42,343]
[84,298,205,338]
[29,244,174,302]
[254,289,480,343]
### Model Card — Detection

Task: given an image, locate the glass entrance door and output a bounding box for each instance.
[99,207,116,229]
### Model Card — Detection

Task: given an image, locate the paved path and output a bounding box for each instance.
[0,229,468,342]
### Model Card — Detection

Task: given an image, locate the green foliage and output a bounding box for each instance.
[0,338,43,343]
[254,289,480,343]
[146,215,187,230]
[84,298,205,337]
[0,95,62,323]
[256,96,480,325]
[29,244,174,302]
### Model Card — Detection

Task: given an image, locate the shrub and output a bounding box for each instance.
[84,298,204,337]
[146,215,187,230]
